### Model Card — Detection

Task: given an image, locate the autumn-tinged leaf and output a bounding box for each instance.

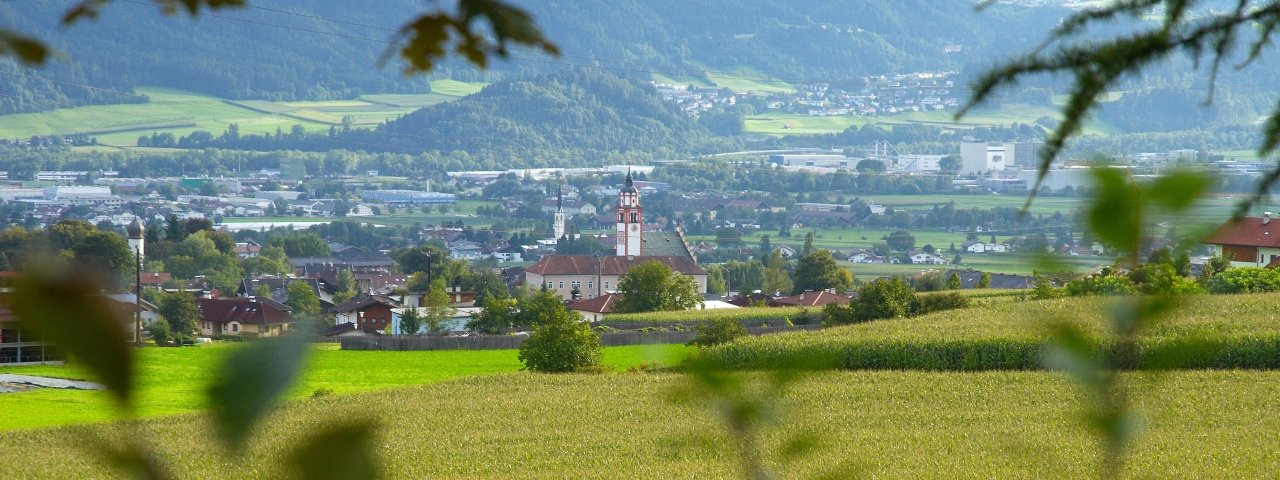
[9,270,134,406]
[393,0,557,74]
[286,423,380,480]
[62,0,246,24]
[208,335,309,449]
[0,31,51,65]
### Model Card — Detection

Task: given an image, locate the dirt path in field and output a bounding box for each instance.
[0,374,103,391]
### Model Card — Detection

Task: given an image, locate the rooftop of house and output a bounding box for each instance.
[1204,216,1280,248]
[567,293,619,314]
[331,294,402,313]
[770,291,851,307]
[197,297,294,325]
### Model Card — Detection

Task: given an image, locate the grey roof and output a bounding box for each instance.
[639,229,695,261]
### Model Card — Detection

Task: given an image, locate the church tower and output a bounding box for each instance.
[552,187,566,241]
[616,170,642,256]
[126,217,145,260]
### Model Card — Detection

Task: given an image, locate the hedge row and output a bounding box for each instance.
[698,336,1280,371]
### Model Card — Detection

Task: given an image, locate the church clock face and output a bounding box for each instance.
[631,224,639,231]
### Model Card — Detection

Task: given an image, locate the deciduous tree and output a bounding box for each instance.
[614,261,703,313]
[792,250,852,294]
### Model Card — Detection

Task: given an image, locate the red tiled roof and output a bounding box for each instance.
[1204,217,1280,248]
[331,294,401,313]
[140,272,171,285]
[525,255,706,276]
[198,298,295,325]
[769,291,851,307]
[567,294,618,314]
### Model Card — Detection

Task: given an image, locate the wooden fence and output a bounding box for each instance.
[339,325,822,351]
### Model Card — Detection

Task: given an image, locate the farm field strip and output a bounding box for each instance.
[0,80,487,146]
[0,370,1275,478]
[0,343,692,431]
[702,294,1280,370]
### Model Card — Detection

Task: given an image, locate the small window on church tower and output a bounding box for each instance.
[630,213,638,223]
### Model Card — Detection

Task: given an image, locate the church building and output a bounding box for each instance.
[526,170,705,301]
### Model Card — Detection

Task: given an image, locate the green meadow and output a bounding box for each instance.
[0,343,693,431]
[0,79,485,147]
[742,103,1116,136]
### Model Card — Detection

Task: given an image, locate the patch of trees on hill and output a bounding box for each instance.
[172,70,735,161]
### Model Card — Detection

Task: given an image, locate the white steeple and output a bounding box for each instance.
[553,187,566,241]
[615,169,642,256]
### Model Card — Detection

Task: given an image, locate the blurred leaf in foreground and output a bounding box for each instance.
[208,334,309,449]
[9,268,133,406]
[286,422,380,480]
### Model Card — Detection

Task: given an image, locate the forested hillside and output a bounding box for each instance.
[0,0,1067,114]
[0,0,432,113]
[176,69,731,162]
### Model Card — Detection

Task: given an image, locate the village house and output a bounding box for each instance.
[1203,213,1280,267]
[526,255,707,301]
[197,297,296,338]
[909,251,949,265]
[331,294,402,333]
[566,293,620,322]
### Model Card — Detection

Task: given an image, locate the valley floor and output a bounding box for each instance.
[0,370,1276,478]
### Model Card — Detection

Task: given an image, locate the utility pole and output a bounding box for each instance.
[135,246,142,348]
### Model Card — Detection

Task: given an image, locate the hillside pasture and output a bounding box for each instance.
[698,294,1280,371]
[0,371,1275,477]
[0,84,484,147]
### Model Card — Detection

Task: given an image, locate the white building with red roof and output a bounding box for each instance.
[1203,213,1280,267]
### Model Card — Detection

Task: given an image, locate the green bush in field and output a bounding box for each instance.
[1029,275,1062,299]
[824,278,917,326]
[1066,272,1137,296]
[914,292,971,315]
[1208,267,1280,294]
[146,319,171,345]
[1128,263,1203,295]
[687,317,748,348]
[518,313,602,373]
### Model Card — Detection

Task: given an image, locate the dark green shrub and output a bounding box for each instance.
[1066,274,1137,296]
[518,315,602,373]
[825,278,919,326]
[688,317,748,348]
[1208,267,1280,293]
[146,320,171,345]
[914,292,971,315]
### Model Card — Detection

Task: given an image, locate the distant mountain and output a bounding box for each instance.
[181,69,730,163]
[0,1,1068,114]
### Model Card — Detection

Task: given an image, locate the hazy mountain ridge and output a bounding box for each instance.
[0,1,1066,114]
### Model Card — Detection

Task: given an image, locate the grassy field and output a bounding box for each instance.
[700,293,1280,371]
[741,102,1116,136]
[0,370,1276,477]
[0,79,486,147]
[0,343,692,431]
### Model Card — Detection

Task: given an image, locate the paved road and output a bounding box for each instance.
[0,374,104,390]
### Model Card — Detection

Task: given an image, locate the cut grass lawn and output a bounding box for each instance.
[700,293,1280,371]
[0,370,1276,477]
[0,343,693,431]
